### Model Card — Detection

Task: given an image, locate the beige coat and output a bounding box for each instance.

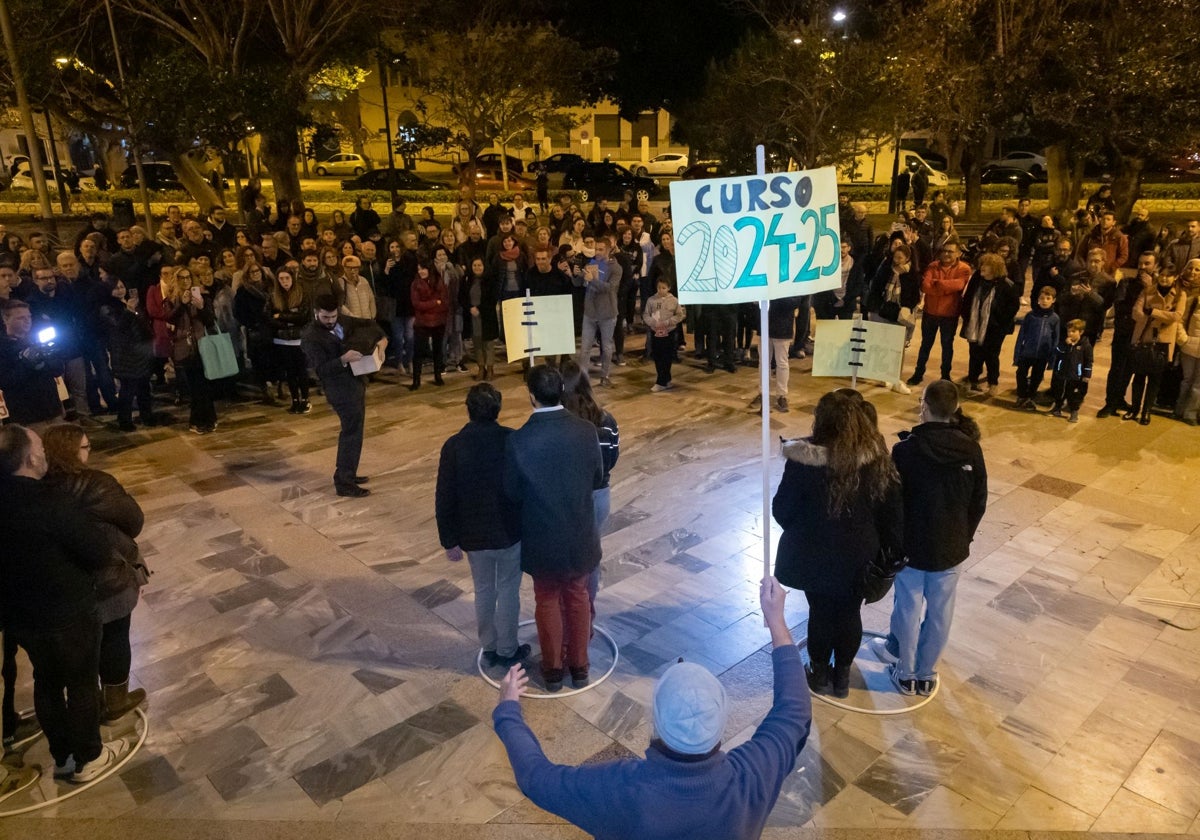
[339,275,377,320]
[1131,284,1186,362]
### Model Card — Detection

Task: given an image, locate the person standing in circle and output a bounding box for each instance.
[772,389,903,699]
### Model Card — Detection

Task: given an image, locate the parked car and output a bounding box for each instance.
[120,162,182,191]
[10,164,95,193]
[978,166,1036,190]
[681,161,734,180]
[474,153,525,175]
[983,150,1047,178]
[314,153,367,177]
[527,153,585,174]
[340,168,448,192]
[617,153,690,177]
[562,161,660,202]
[470,167,537,192]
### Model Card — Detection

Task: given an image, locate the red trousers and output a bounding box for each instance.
[533,573,591,674]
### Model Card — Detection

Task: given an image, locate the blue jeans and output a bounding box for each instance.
[887,566,961,680]
[390,315,415,367]
[466,543,523,658]
[588,487,611,606]
[577,315,616,378]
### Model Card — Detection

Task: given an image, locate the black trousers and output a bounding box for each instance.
[414,324,446,381]
[99,613,132,686]
[1051,376,1089,411]
[913,315,959,380]
[967,338,1004,386]
[1015,359,1048,399]
[1130,343,1170,415]
[180,357,217,428]
[804,590,862,671]
[11,613,103,765]
[329,381,366,490]
[274,344,309,402]
[82,340,118,413]
[2,631,17,738]
[706,306,737,366]
[116,376,153,425]
[1104,335,1133,409]
[650,334,675,386]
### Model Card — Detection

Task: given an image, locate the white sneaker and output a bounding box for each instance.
[891,380,912,395]
[650,384,666,392]
[868,636,898,665]
[70,738,129,784]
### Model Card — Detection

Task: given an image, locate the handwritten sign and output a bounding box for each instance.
[811,319,907,382]
[501,294,576,363]
[668,167,842,305]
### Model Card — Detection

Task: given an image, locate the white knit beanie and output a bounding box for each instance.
[652,662,728,755]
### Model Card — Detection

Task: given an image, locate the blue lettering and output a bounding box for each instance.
[733,217,766,288]
[769,176,790,209]
[746,178,769,211]
[719,184,742,214]
[694,185,712,214]
[794,176,813,209]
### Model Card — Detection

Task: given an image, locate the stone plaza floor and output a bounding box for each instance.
[3,329,1200,839]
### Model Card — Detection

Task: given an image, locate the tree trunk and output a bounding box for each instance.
[500,141,509,191]
[261,127,303,205]
[1110,155,1144,221]
[169,151,221,212]
[1069,158,1086,215]
[1045,144,1072,215]
[97,137,127,187]
[962,141,984,222]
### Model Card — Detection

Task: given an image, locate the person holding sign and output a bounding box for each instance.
[772,390,903,699]
[301,294,387,498]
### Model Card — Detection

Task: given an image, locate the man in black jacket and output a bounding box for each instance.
[436,384,528,669]
[503,365,603,692]
[873,380,987,697]
[0,298,65,428]
[301,294,387,497]
[0,425,126,783]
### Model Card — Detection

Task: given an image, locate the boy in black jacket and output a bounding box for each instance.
[872,380,988,697]
[1050,318,1093,423]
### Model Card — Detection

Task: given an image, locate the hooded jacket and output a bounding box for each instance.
[771,438,903,597]
[891,421,987,572]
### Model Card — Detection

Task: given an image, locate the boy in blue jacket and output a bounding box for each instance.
[1012,285,1060,410]
[1050,318,1093,423]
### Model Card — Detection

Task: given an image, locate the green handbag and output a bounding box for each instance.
[198,324,240,380]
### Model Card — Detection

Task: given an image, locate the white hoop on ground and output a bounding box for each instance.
[477,619,620,699]
[0,707,148,818]
[798,631,939,715]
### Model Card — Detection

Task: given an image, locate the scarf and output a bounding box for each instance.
[500,244,521,262]
[965,280,995,343]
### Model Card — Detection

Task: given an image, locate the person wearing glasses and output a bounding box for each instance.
[169,267,218,434]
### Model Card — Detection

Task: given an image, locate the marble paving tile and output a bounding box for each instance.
[1022,473,1085,499]
[853,732,967,815]
[120,755,185,805]
[1121,730,1200,818]
[996,786,1096,830]
[1091,787,1195,833]
[352,668,406,695]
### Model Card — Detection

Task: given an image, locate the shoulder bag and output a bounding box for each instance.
[198,322,240,380]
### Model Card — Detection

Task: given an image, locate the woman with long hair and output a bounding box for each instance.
[170,266,219,434]
[559,360,619,614]
[410,259,450,389]
[269,267,311,413]
[772,389,903,698]
[463,256,499,381]
[42,424,148,722]
[931,214,958,257]
[1128,271,1186,424]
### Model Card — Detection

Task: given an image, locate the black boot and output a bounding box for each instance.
[288,398,301,414]
[805,660,831,694]
[103,681,147,723]
[830,663,851,699]
[409,369,421,391]
[1139,410,1151,426]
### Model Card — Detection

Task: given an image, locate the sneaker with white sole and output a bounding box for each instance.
[650,383,667,392]
[868,636,898,664]
[889,664,917,696]
[52,756,77,779]
[2,716,42,751]
[916,677,937,696]
[891,380,912,395]
[70,738,129,784]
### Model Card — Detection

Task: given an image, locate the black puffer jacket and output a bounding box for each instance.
[100,299,156,379]
[46,467,145,620]
[435,420,519,552]
[891,420,987,571]
[772,438,903,597]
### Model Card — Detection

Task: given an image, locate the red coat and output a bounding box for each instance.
[921,259,971,318]
[144,283,176,359]
[411,275,450,329]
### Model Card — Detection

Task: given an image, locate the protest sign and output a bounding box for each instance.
[501,294,576,363]
[668,166,842,305]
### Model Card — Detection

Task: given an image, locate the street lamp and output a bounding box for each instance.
[832,10,847,22]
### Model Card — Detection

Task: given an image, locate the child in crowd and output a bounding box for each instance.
[1049,318,1092,423]
[1012,285,1060,410]
[643,278,685,392]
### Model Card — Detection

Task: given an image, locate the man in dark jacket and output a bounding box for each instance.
[0,425,126,783]
[874,380,987,697]
[301,294,387,497]
[436,384,527,669]
[503,365,603,692]
[0,298,65,428]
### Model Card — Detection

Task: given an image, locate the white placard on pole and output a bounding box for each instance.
[669,166,843,305]
[811,319,907,383]
[500,294,576,364]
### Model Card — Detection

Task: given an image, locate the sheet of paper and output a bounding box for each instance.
[501,295,576,363]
